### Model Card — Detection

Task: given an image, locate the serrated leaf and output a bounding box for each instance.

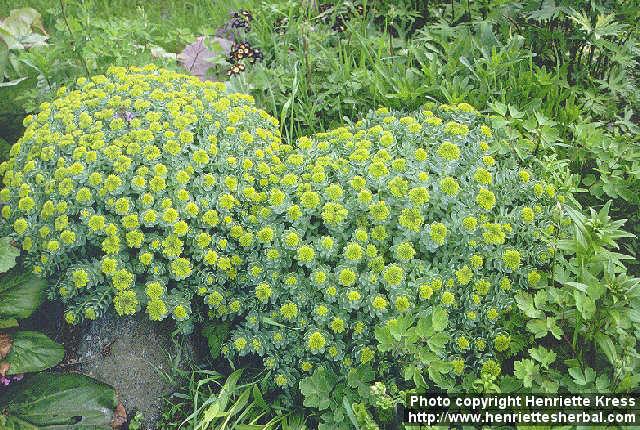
[529,346,556,369]
[547,317,563,339]
[574,291,596,319]
[568,367,587,385]
[374,325,394,352]
[416,316,433,338]
[533,290,548,308]
[427,332,448,355]
[347,366,374,398]
[299,367,335,411]
[515,291,544,318]
[526,318,549,339]
[514,359,538,388]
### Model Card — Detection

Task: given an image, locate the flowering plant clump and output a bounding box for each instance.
[0,66,565,399]
[0,66,281,326]
[211,103,564,392]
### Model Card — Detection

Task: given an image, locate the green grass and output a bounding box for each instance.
[1,0,239,35]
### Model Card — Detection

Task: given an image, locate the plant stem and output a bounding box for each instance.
[59,0,90,76]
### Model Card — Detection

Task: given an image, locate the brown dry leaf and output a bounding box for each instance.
[0,361,10,377]
[110,401,127,429]
[0,333,11,359]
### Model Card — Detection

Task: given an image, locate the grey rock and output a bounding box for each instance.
[77,312,178,430]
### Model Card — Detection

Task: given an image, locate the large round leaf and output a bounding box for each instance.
[4,331,64,375]
[0,372,118,429]
[0,272,45,320]
[0,237,19,273]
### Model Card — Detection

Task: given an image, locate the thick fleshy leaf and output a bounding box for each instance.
[0,272,46,320]
[0,372,118,429]
[0,237,20,273]
[4,331,64,375]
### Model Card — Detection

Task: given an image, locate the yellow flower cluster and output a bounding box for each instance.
[0,68,563,393]
[0,66,280,324]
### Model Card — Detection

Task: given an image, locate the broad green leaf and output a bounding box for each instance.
[547,317,563,340]
[595,333,618,365]
[5,331,64,375]
[374,325,394,352]
[0,272,46,320]
[431,306,448,332]
[342,398,359,429]
[427,332,448,355]
[427,359,451,388]
[569,367,595,387]
[540,379,560,393]
[0,8,48,50]
[389,316,413,340]
[526,317,563,340]
[526,319,549,339]
[347,366,374,398]
[514,359,538,388]
[528,346,556,369]
[574,291,596,320]
[0,372,117,428]
[0,238,20,273]
[528,0,561,21]
[568,367,587,386]
[415,316,433,338]
[201,322,230,359]
[515,291,543,318]
[299,367,335,411]
[595,374,611,391]
[533,290,547,308]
